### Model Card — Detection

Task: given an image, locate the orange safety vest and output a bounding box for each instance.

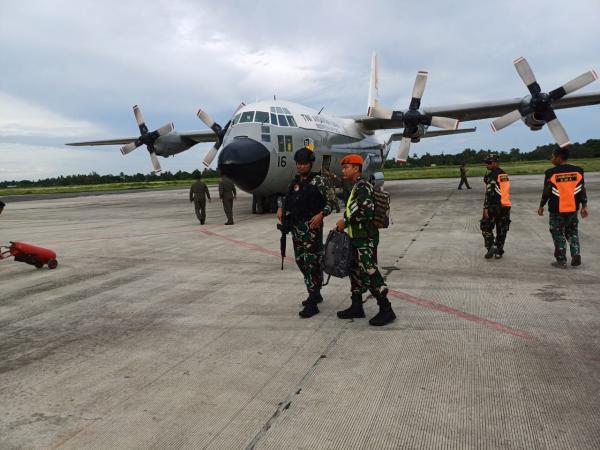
[495,173,511,207]
[549,172,583,213]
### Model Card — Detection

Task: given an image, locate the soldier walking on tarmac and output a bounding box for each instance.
[277,147,336,318]
[458,163,472,190]
[537,146,588,268]
[189,173,211,224]
[480,154,512,259]
[219,175,237,225]
[335,154,396,326]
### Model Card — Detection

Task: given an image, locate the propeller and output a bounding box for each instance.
[369,71,460,162]
[491,57,598,147]
[197,103,245,167]
[119,105,173,172]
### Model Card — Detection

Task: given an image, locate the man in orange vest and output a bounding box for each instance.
[537,146,588,268]
[480,154,512,259]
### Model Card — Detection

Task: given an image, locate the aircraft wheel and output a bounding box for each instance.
[48,259,58,269]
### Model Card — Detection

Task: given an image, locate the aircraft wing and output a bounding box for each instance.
[386,127,477,141]
[66,130,217,146]
[354,91,600,131]
[177,130,218,143]
[66,137,138,146]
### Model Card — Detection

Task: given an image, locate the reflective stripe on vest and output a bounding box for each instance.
[549,172,582,213]
[345,184,359,238]
[497,173,511,207]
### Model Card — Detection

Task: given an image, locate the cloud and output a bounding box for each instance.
[0,92,108,140]
[1,0,599,178]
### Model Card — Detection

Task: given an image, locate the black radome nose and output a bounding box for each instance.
[218,137,270,192]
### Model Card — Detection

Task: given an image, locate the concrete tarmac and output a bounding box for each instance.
[1,174,599,449]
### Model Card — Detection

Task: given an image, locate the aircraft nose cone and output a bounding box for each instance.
[218,137,270,192]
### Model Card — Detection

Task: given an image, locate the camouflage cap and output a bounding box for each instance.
[484,154,499,163]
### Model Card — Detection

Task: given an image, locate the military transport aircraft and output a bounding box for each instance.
[67,55,599,213]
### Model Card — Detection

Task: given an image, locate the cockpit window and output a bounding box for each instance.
[240,111,255,123]
[254,111,269,123]
[275,107,284,114]
[232,113,241,126]
[286,115,297,127]
[282,107,291,114]
[270,113,278,126]
[277,115,289,126]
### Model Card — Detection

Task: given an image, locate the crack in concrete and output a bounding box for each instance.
[245,327,347,450]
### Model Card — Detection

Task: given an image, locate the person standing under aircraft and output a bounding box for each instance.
[278,147,336,318]
[335,154,396,327]
[189,173,211,224]
[458,163,471,190]
[0,200,5,216]
[537,146,588,268]
[480,154,512,260]
[322,167,341,213]
[219,175,237,225]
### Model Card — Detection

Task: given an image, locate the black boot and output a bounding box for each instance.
[299,292,320,318]
[337,293,365,319]
[484,245,496,259]
[302,292,323,306]
[369,297,396,326]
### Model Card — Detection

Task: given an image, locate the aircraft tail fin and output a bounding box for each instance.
[367,52,380,115]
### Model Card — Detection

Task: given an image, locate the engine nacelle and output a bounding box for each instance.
[517,96,545,131]
[154,133,196,157]
[521,113,545,131]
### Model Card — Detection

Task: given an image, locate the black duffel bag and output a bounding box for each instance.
[322,229,353,283]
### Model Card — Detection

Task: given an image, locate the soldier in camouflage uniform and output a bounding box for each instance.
[481,154,512,259]
[335,154,396,327]
[538,146,588,268]
[277,147,336,318]
[189,173,211,224]
[322,167,341,212]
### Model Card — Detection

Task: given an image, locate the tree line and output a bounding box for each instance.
[0,168,219,188]
[383,138,600,169]
[2,139,599,188]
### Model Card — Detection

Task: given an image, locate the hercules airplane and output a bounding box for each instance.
[67,55,599,212]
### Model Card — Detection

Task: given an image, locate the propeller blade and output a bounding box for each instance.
[550,70,598,100]
[156,122,174,136]
[149,152,162,172]
[202,146,219,168]
[133,105,145,126]
[368,105,394,119]
[133,105,149,134]
[547,118,571,148]
[490,109,522,132]
[197,109,222,134]
[412,71,428,101]
[120,141,140,155]
[514,57,538,89]
[396,137,411,162]
[233,102,246,114]
[430,116,459,130]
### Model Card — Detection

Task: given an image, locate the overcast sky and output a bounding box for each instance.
[1,0,599,181]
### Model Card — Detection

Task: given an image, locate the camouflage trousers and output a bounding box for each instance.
[292,222,323,294]
[193,199,206,223]
[480,206,511,253]
[549,212,580,262]
[349,237,388,300]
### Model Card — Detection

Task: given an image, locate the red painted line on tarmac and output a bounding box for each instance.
[200,229,535,341]
[199,228,294,262]
[387,289,535,341]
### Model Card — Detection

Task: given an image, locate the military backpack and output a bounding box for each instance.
[371,185,391,229]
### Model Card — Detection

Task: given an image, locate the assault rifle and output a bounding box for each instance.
[277,207,292,270]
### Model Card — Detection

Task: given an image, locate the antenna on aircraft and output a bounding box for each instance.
[318,106,325,115]
[273,95,276,100]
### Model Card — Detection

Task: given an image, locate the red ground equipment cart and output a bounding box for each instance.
[0,241,58,269]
